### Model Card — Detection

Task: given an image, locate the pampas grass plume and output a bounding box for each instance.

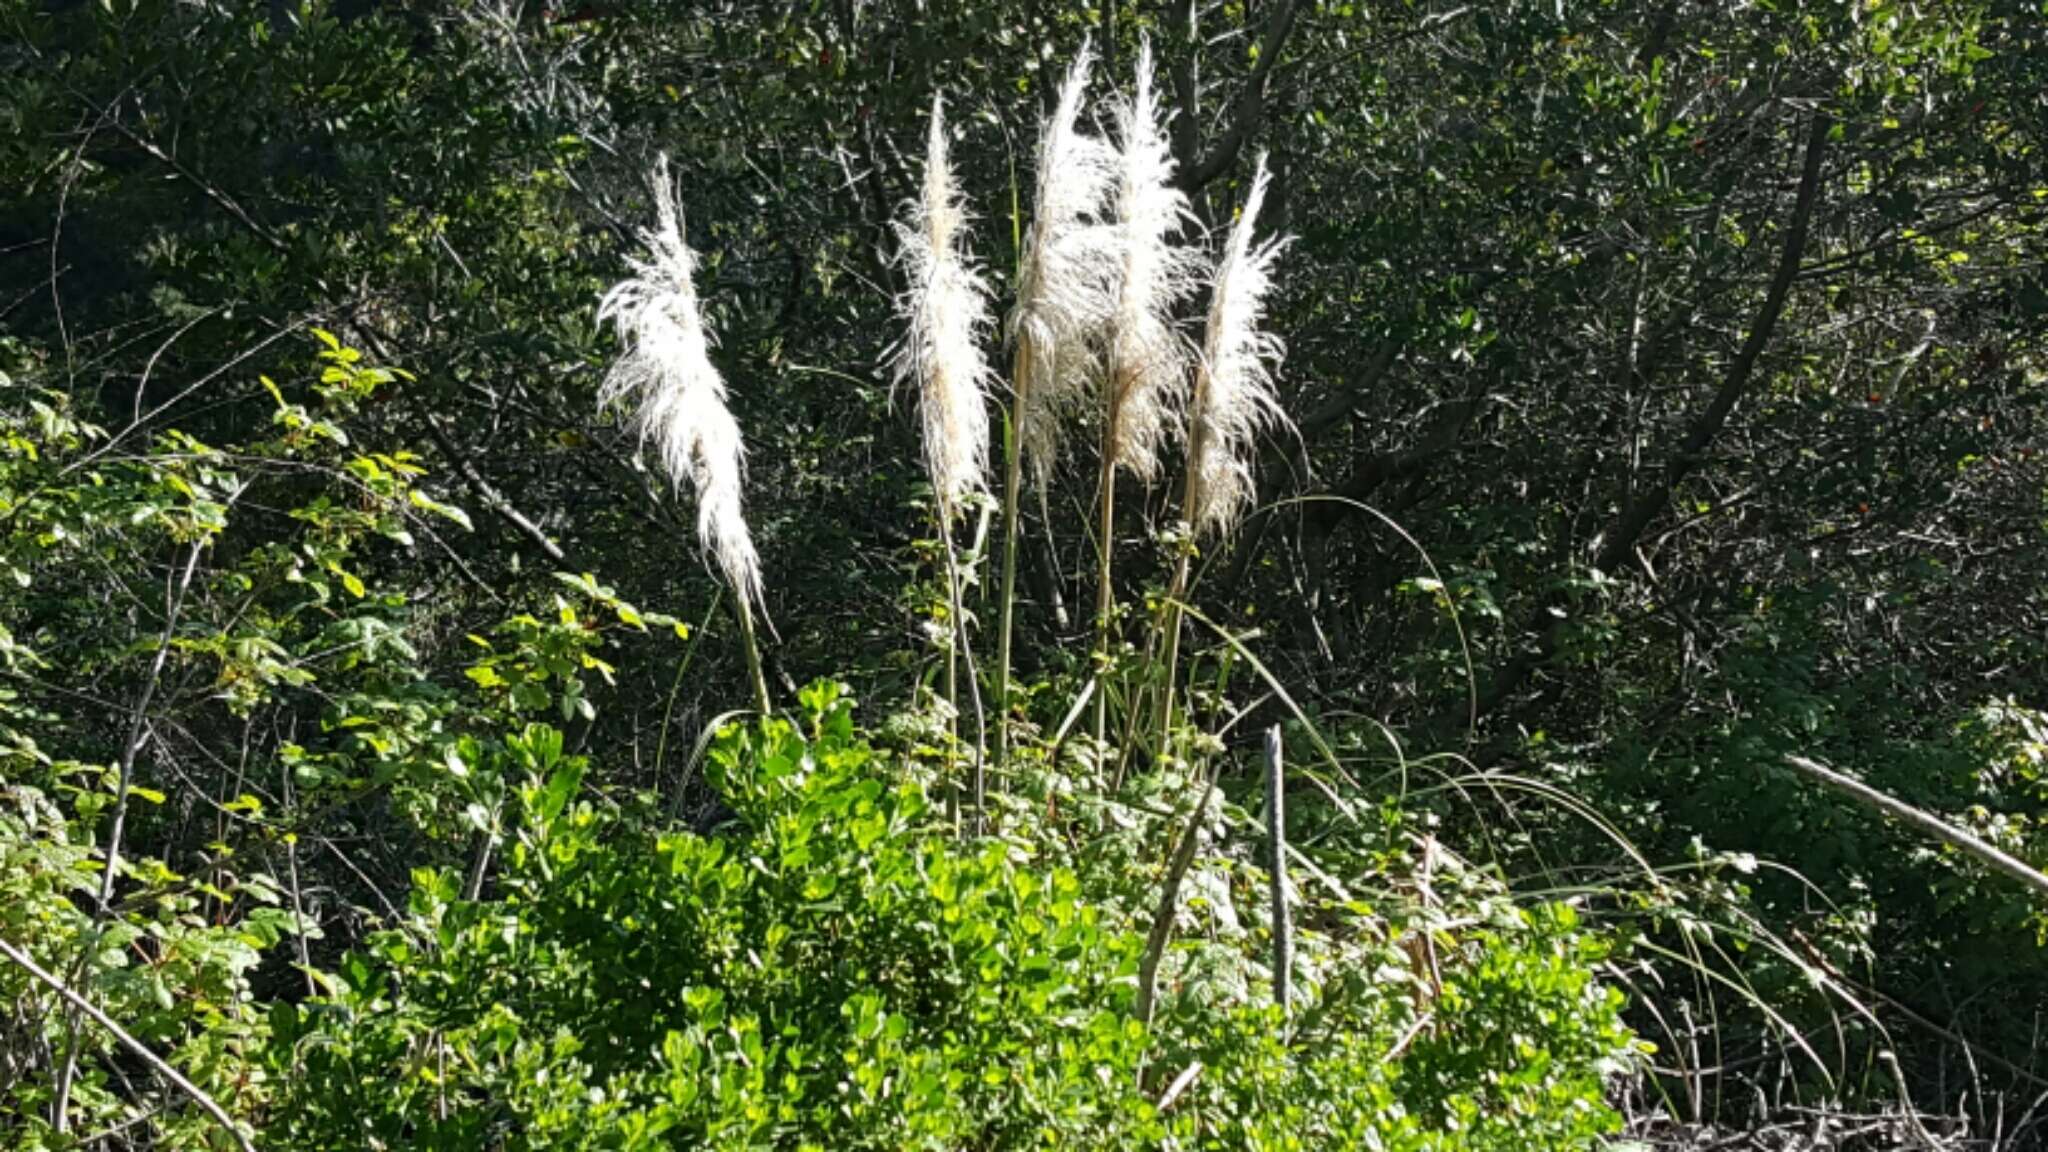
[1106,36,1203,482]
[596,155,765,608]
[891,96,995,523]
[1187,154,1290,539]
[1009,39,1119,488]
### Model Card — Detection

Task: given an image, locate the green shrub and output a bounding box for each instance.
[0,757,279,1149]
[262,683,1635,1150]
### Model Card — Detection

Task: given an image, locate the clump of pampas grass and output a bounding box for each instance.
[597,154,770,711]
[891,96,994,822]
[996,39,1119,763]
[1157,153,1290,743]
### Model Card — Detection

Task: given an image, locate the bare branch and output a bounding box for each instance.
[1783,754,2048,902]
[1135,770,1218,1027]
[0,935,256,1152]
[1178,0,1300,192]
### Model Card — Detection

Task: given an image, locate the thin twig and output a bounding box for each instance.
[57,508,230,1129]
[463,812,497,903]
[419,410,568,563]
[52,318,314,485]
[95,528,228,912]
[1135,768,1219,1027]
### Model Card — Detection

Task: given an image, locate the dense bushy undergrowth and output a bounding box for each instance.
[6,691,1639,1150]
[0,339,1635,1148]
[262,688,1635,1149]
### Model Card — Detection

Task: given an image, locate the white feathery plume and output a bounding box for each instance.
[1105,36,1203,482]
[596,155,764,609]
[1186,154,1290,540]
[1010,40,1120,488]
[890,95,995,523]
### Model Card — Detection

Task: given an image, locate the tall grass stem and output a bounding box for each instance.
[995,344,1030,767]
[733,599,771,714]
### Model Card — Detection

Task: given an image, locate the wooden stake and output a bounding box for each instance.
[1266,724,1292,1016]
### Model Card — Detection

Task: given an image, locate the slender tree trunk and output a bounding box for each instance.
[1478,110,1832,718]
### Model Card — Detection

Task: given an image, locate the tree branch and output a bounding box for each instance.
[56,485,238,1130]
[1782,754,2048,901]
[418,409,570,564]
[1479,109,1831,716]
[0,935,255,1152]
[1167,0,1201,173]
[1135,770,1218,1028]
[1296,336,1402,443]
[1178,0,1300,191]
[1592,110,1832,579]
